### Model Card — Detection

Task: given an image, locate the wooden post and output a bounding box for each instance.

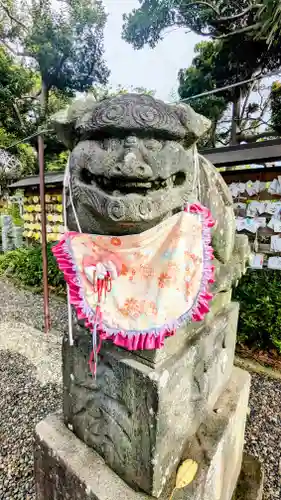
[38,134,50,333]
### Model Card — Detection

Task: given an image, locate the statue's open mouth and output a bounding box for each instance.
[80,168,186,195]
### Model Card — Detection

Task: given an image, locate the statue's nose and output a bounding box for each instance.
[113,136,153,178]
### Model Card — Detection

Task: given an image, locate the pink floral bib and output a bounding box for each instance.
[52,203,215,373]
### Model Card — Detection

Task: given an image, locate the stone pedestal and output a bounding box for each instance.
[63,299,238,497]
[35,368,261,500]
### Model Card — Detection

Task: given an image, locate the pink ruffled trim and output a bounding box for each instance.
[99,327,175,350]
[185,203,215,322]
[52,203,215,351]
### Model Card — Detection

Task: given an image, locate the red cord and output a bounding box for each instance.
[89,272,112,377]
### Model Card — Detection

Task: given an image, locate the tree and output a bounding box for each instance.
[0,0,109,175]
[0,46,73,176]
[88,84,155,101]
[122,1,279,45]
[0,47,36,135]
[178,39,278,146]
[178,41,228,147]
[270,81,281,134]
[0,47,37,177]
[122,0,281,145]
[257,1,281,46]
[0,0,109,120]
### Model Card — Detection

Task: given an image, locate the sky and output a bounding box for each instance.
[102,0,202,101]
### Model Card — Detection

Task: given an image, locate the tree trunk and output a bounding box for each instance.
[230,96,241,145]
[210,121,217,147]
[40,79,49,120]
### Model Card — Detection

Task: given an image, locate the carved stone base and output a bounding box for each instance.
[63,301,239,497]
[34,367,252,500]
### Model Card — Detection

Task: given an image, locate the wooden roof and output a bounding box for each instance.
[9,171,64,189]
[201,139,281,167]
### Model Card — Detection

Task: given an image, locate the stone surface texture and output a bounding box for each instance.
[52,93,235,263]
[34,368,252,500]
[233,454,264,500]
[0,279,275,499]
[179,367,251,500]
[47,94,251,498]
[63,302,239,497]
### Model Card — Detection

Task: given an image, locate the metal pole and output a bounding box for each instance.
[38,134,51,333]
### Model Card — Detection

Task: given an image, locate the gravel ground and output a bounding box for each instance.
[0,277,68,334]
[0,315,62,499]
[0,351,61,500]
[0,278,281,499]
[244,373,281,500]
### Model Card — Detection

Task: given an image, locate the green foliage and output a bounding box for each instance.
[270,81,281,134]
[88,84,155,102]
[178,41,228,146]
[16,142,37,176]
[0,47,36,135]
[46,150,69,172]
[0,244,65,293]
[1,0,109,94]
[255,0,281,46]
[122,1,281,55]
[122,1,281,145]
[28,0,109,92]
[122,0,177,50]
[0,0,110,176]
[233,270,281,353]
[0,47,70,176]
[0,49,37,182]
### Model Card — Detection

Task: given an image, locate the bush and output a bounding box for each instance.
[0,244,65,294]
[233,269,281,353]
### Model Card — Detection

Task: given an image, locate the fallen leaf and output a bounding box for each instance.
[170,459,198,499]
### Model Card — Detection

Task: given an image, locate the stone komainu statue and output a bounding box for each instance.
[49,94,251,499]
[52,93,248,285]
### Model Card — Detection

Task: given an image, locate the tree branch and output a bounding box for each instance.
[216,136,230,146]
[182,2,220,15]
[241,117,271,128]
[0,0,27,30]
[217,22,262,39]
[213,4,262,24]
[17,89,42,101]
[240,78,258,123]
[0,40,28,57]
[12,102,26,130]
[237,131,279,143]
[181,2,262,25]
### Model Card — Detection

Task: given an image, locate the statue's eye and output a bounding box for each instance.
[144,139,163,151]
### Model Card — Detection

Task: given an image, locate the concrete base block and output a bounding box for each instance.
[34,368,252,500]
[34,413,149,500]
